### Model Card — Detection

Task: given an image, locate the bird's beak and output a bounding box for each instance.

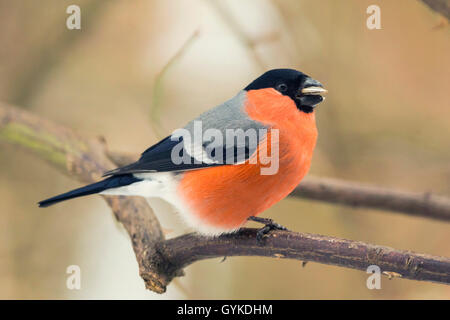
[301,86,328,95]
[299,78,327,108]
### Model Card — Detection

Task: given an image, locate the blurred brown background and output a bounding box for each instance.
[0,0,449,299]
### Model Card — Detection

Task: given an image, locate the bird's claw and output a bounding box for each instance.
[247,216,288,242]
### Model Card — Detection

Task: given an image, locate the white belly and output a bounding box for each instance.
[99,172,230,235]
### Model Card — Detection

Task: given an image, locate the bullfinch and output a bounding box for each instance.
[39,69,327,238]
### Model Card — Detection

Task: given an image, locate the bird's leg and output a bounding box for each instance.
[247,216,288,242]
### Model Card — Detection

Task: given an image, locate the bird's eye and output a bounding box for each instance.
[276,83,288,92]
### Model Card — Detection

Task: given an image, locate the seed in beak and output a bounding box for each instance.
[301,86,328,95]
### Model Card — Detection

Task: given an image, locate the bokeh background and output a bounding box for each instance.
[0,0,449,299]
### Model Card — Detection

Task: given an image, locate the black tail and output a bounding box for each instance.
[38,175,141,207]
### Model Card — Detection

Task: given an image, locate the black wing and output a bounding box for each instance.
[103,133,260,177]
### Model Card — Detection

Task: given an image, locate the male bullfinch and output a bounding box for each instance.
[39,69,327,238]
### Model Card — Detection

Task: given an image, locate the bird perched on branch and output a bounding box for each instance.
[39,69,327,239]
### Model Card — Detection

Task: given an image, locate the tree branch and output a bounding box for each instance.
[420,0,450,20]
[1,102,449,293]
[292,177,450,222]
[0,102,167,293]
[163,229,450,285]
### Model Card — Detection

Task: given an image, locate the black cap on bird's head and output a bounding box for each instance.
[244,68,327,113]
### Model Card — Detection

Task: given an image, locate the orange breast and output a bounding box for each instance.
[178,88,317,231]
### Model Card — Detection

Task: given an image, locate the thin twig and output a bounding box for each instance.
[208,0,266,69]
[293,177,450,222]
[420,0,450,20]
[151,30,200,138]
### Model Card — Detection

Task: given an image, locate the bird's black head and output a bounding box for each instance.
[244,68,327,113]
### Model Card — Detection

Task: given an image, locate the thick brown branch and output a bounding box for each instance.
[162,229,450,285]
[1,102,449,293]
[0,102,167,293]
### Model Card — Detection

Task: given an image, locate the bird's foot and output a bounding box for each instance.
[247,216,288,242]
